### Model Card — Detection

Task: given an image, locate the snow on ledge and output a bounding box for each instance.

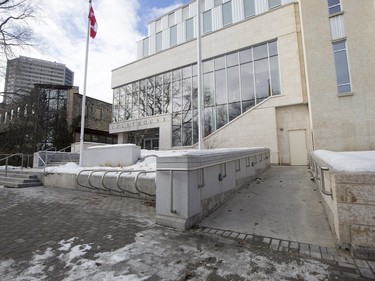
[313,150,375,173]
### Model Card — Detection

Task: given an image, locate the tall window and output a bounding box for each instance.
[223,1,233,26]
[186,18,194,40]
[328,0,341,15]
[170,25,177,46]
[333,40,351,93]
[143,38,149,57]
[156,32,162,52]
[203,10,212,34]
[244,0,255,18]
[268,0,281,9]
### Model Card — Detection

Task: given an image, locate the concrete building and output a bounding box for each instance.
[3,56,74,104]
[110,0,375,165]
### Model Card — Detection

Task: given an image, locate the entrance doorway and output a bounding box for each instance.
[288,129,308,165]
[127,128,160,150]
[144,138,159,150]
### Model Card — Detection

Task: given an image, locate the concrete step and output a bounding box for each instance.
[0,170,43,188]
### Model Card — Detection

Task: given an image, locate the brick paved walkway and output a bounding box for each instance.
[0,186,374,280]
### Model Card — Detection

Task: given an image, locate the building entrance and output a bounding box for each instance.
[127,128,160,150]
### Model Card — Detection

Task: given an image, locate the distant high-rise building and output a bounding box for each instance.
[3,56,74,104]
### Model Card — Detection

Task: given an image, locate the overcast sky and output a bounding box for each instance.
[0,0,189,103]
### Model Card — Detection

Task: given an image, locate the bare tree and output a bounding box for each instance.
[0,0,40,73]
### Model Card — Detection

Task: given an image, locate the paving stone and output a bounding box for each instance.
[334,255,348,263]
[368,261,375,272]
[338,262,357,269]
[358,267,375,279]
[222,231,231,237]
[229,232,239,238]
[269,239,280,251]
[202,228,211,233]
[279,241,289,252]
[262,237,271,245]
[215,230,224,235]
[310,251,322,259]
[208,228,217,234]
[289,242,299,250]
[321,253,334,261]
[14,238,26,244]
[237,233,246,240]
[355,259,370,269]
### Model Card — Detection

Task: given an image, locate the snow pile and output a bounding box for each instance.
[314,150,375,172]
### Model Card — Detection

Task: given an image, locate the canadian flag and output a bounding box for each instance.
[88,6,98,39]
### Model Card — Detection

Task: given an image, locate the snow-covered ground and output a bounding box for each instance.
[0,228,331,281]
[313,150,375,172]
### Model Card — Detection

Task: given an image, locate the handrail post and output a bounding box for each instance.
[5,157,8,177]
[170,170,176,214]
[21,154,24,171]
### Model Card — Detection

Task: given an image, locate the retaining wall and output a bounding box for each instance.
[310,153,375,260]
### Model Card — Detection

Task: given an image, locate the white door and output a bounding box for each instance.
[288,130,308,165]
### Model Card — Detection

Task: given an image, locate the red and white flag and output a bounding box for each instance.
[88,6,98,39]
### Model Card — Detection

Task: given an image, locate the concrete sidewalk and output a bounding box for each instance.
[201,166,335,247]
[0,179,374,280]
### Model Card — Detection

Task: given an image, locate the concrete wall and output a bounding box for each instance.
[310,153,375,260]
[155,148,270,230]
[82,144,141,167]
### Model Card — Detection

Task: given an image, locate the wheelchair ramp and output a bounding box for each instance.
[201,166,336,248]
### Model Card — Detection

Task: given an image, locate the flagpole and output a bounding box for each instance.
[197,0,204,150]
[79,0,92,166]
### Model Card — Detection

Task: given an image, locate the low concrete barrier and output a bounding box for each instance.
[310,153,375,260]
[155,148,270,230]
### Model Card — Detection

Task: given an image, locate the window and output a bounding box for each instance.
[222,1,233,26]
[143,38,149,57]
[203,10,212,34]
[244,0,255,18]
[214,0,222,7]
[156,19,162,32]
[183,6,189,20]
[186,18,194,40]
[328,0,341,15]
[333,40,351,93]
[170,25,177,46]
[156,32,162,52]
[268,0,281,9]
[168,13,175,27]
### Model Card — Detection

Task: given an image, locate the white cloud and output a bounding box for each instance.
[0,0,188,104]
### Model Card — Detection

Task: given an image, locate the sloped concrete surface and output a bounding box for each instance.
[201,166,336,248]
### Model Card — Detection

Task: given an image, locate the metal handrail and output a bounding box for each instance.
[310,155,333,197]
[76,168,156,197]
[0,153,23,177]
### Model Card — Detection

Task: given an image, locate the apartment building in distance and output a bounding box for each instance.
[3,56,74,104]
[110,0,375,165]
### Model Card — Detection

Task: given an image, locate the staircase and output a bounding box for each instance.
[0,170,43,188]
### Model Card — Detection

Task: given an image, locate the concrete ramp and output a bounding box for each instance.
[201,166,336,248]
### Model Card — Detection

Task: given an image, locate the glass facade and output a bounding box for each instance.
[113,40,280,147]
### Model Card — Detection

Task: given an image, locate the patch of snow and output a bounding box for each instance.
[58,237,78,251]
[314,150,375,172]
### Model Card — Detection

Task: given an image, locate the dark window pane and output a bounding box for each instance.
[215,56,225,70]
[156,32,162,52]
[254,44,268,60]
[147,78,155,116]
[182,65,192,78]
[203,10,212,34]
[172,114,182,146]
[268,41,278,56]
[183,78,192,112]
[242,100,255,112]
[227,53,238,67]
[229,102,241,121]
[204,107,215,137]
[227,66,240,102]
[155,75,163,114]
[132,82,139,118]
[172,79,182,112]
[203,72,215,106]
[203,60,214,73]
[139,80,147,117]
[163,73,171,113]
[334,51,350,87]
[182,111,192,146]
[215,69,226,105]
[216,105,227,129]
[240,62,255,101]
[186,18,194,40]
[269,0,281,9]
[254,58,270,100]
[244,0,255,18]
[170,25,177,46]
[223,1,232,26]
[270,56,281,96]
[240,48,252,64]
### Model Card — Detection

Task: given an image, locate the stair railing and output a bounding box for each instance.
[0,153,24,177]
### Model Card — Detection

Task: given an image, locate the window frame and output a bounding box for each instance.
[328,0,341,15]
[332,40,352,94]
